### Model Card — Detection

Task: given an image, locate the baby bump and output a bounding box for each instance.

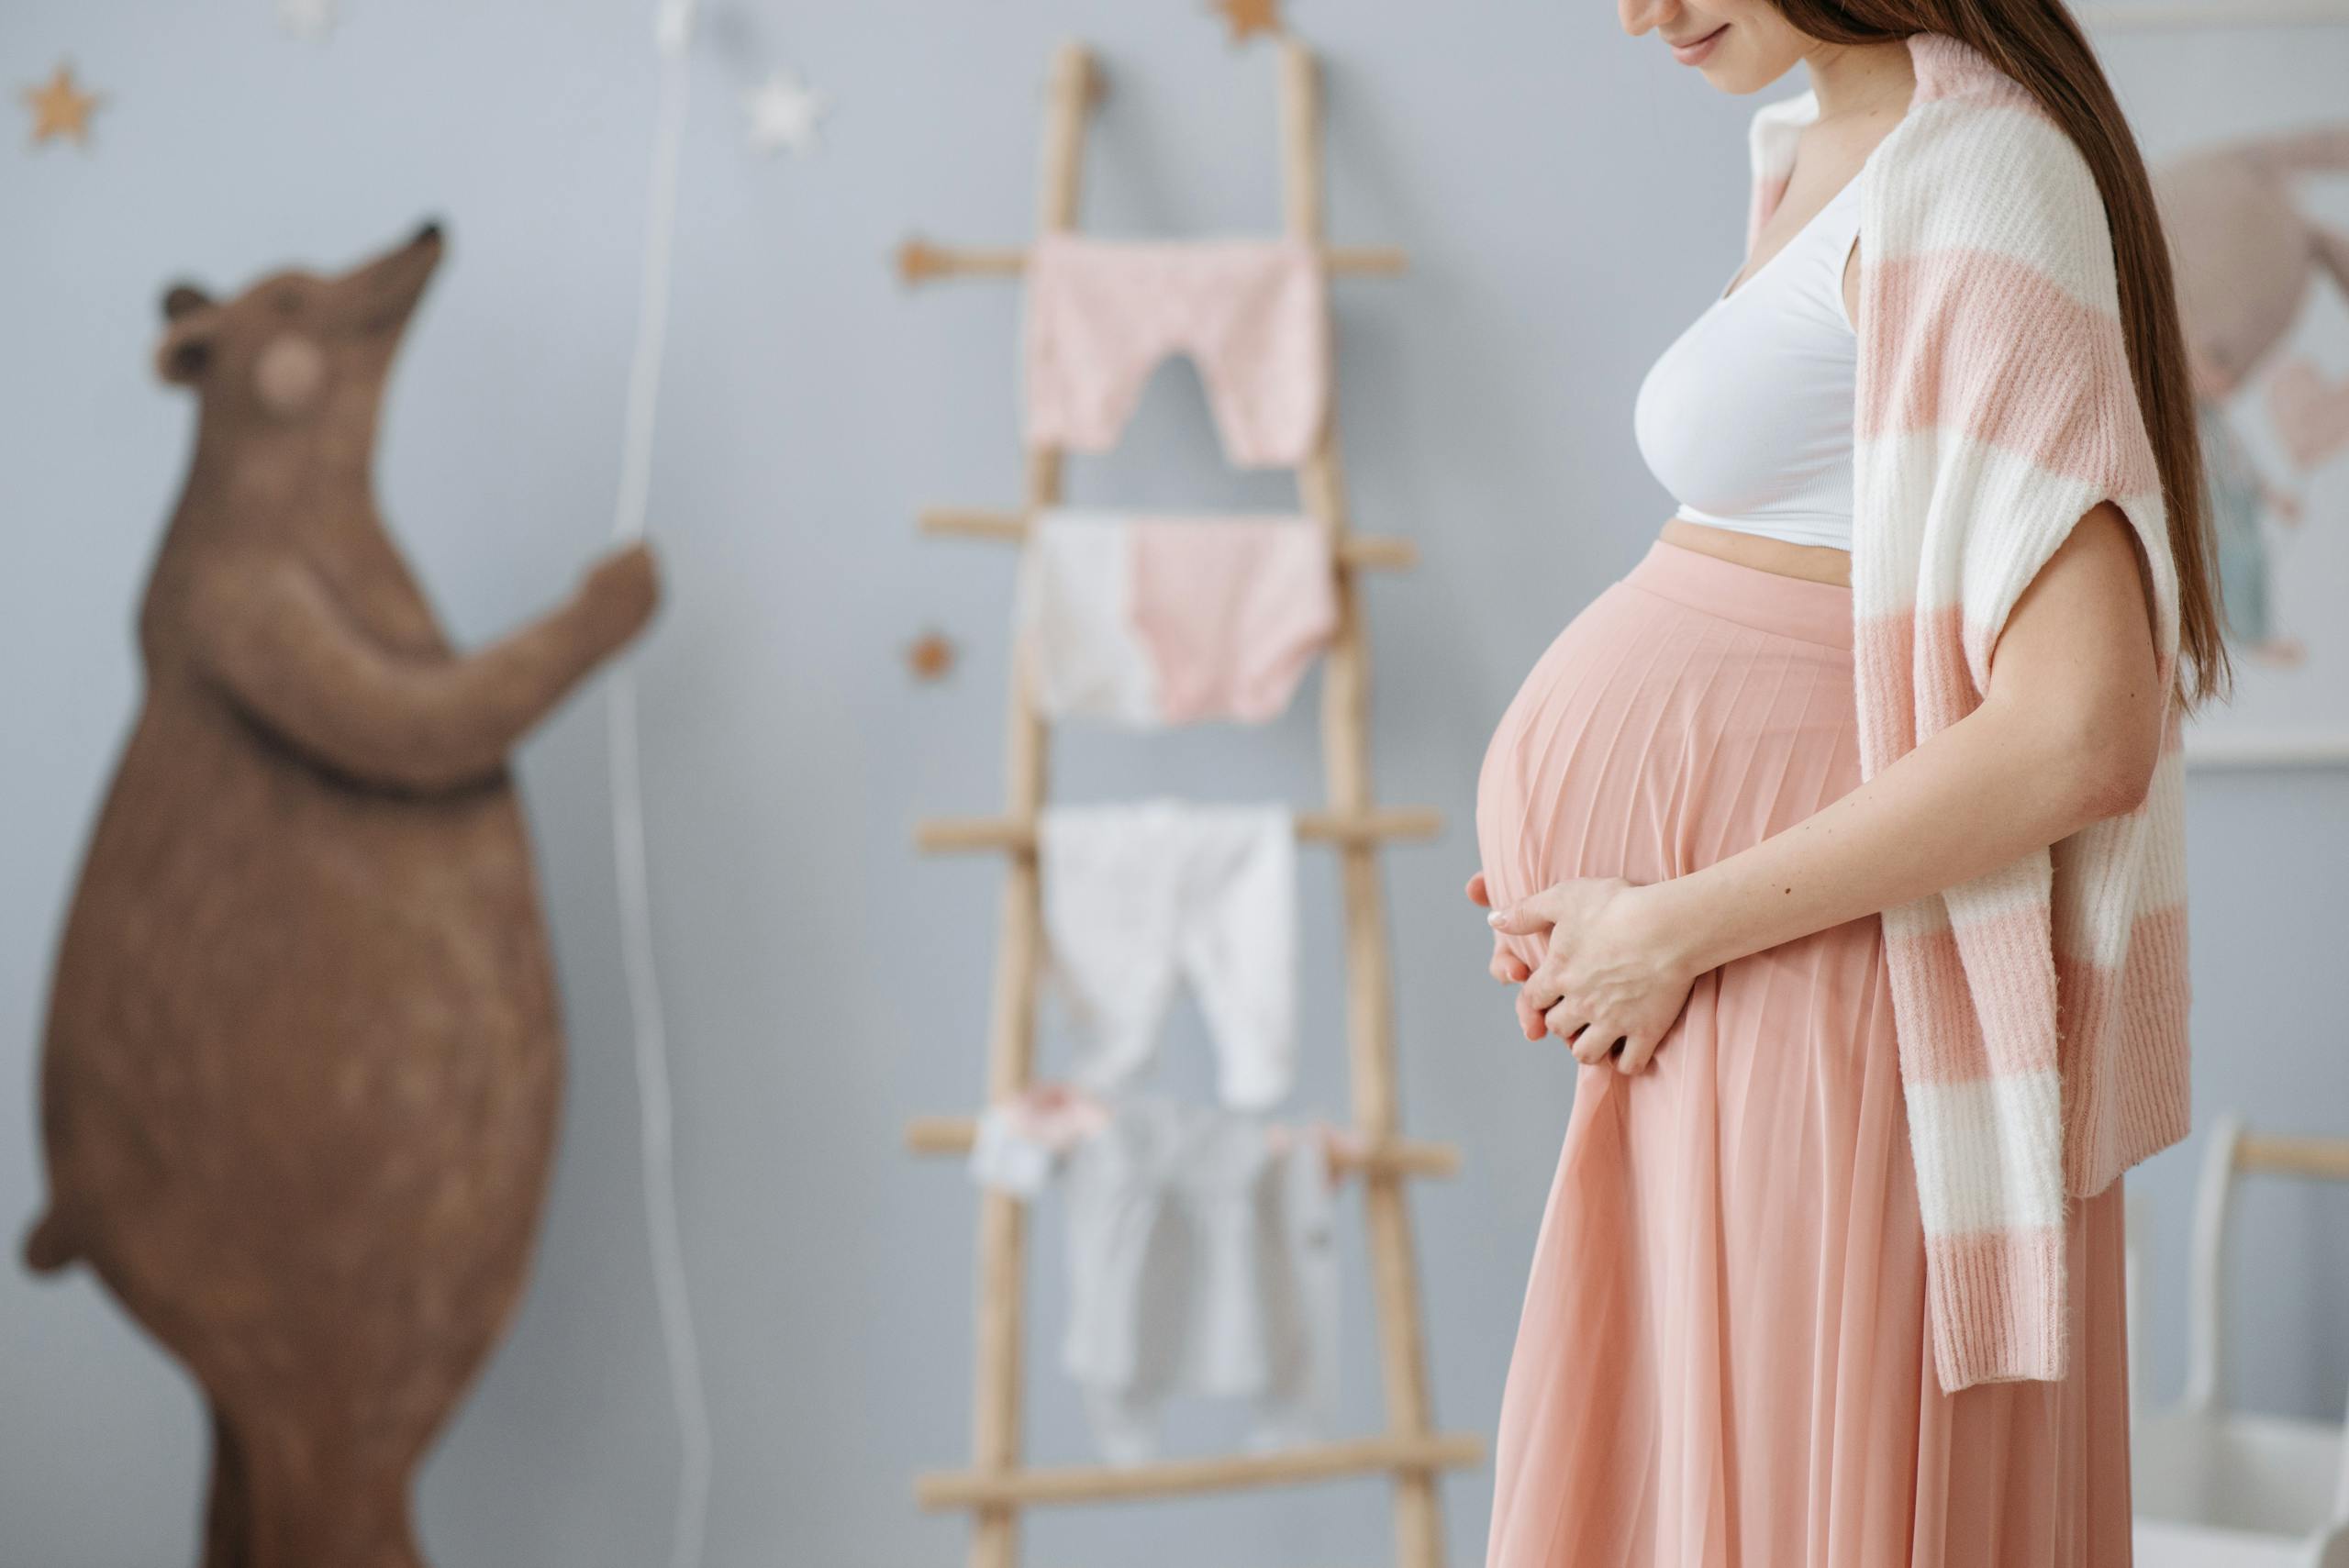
[1475,546,1863,979]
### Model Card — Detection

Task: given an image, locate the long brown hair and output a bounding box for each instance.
[1771,0,2232,711]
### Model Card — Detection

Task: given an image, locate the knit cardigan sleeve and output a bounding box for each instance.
[1751,34,2194,1392]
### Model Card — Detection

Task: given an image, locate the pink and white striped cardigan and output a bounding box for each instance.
[1742,32,2192,1391]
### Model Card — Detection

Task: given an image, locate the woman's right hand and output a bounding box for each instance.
[1465,873,1535,984]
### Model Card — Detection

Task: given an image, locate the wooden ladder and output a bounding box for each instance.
[896,37,1483,1568]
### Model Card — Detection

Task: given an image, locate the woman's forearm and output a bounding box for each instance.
[1633,694,2140,978]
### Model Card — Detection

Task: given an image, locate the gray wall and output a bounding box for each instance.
[4,2,2344,1563]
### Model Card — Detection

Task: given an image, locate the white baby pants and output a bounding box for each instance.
[1060,1095,1338,1464]
[1038,799,1297,1112]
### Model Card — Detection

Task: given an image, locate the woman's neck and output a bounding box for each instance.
[1803,38,1916,124]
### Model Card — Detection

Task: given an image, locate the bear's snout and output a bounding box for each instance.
[344,221,446,336]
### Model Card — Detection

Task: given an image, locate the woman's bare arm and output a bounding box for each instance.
[1628,501,2165,976]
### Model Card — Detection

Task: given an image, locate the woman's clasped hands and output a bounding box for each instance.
[1464,871,1702,1074]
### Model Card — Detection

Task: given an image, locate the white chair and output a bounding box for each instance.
[2129,1113,2349,1568]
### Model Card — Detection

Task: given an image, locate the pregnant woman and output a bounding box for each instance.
[1473,6,2228,1566]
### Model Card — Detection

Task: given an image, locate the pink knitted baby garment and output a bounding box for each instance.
[1127,516,1338,725]
[1023,235,1330,469]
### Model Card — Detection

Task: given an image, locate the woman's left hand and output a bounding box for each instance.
[1486,877,1700,1073]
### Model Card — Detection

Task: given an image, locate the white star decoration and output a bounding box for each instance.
[275,0,336,42]
[744,69,829,158]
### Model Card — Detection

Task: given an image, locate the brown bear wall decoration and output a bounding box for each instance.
[23,219,660,1568]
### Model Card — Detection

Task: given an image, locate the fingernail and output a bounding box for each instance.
[1486,911,1504,928]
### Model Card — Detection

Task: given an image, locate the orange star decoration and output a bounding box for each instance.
[1210,0,1284,44]
[24,62,102,149]
[907,628,958,683]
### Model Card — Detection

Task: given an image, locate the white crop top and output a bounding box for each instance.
[1631,172,1862,551]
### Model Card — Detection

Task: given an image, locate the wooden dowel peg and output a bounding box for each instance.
[918,506,1417,570]
[2236,1131,2349,1182]
[897,236,1408,287]
[899,240,1026,284]
[917,806,1441,856]
[917,1431,1484,1510]
[905,1115,1462,1179]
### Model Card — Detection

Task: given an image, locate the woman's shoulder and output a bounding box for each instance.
[1864,64,2114,304]
[1737,35,2115,298]
[1741,40,2087,183]
[1886,71,2093,195]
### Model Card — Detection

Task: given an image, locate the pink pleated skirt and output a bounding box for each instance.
[1475,538,2132,1568]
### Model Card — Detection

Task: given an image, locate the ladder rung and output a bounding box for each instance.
[898,237,1408,286]
[920,507,1417,571]
[2237,1131,2349,1182]
[917,1431,1484,1510]
[905,1116,1461,1179]
[918,806,1440,856]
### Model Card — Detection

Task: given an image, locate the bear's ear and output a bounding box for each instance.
[161,283,213,322]
[157,280,220,385]
[155,312,218,386]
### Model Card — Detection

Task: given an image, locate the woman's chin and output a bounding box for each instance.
[1683,34,1808,95]
[1697,53,1775,94]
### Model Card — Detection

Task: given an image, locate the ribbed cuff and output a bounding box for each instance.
[1926,1224,2067,1392]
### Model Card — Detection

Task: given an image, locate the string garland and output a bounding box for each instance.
[607,4,712,1567]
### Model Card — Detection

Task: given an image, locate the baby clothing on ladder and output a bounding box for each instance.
[1015,517,1156,726]
[1060,1095,1340,1465]
[1023,235,1330,468]
[1038,801,1297,1112]
[1128,516,1336,724]
[966,1082,1366,1202]
[1015,510,1338,728]
[966,1084,1115,1199]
